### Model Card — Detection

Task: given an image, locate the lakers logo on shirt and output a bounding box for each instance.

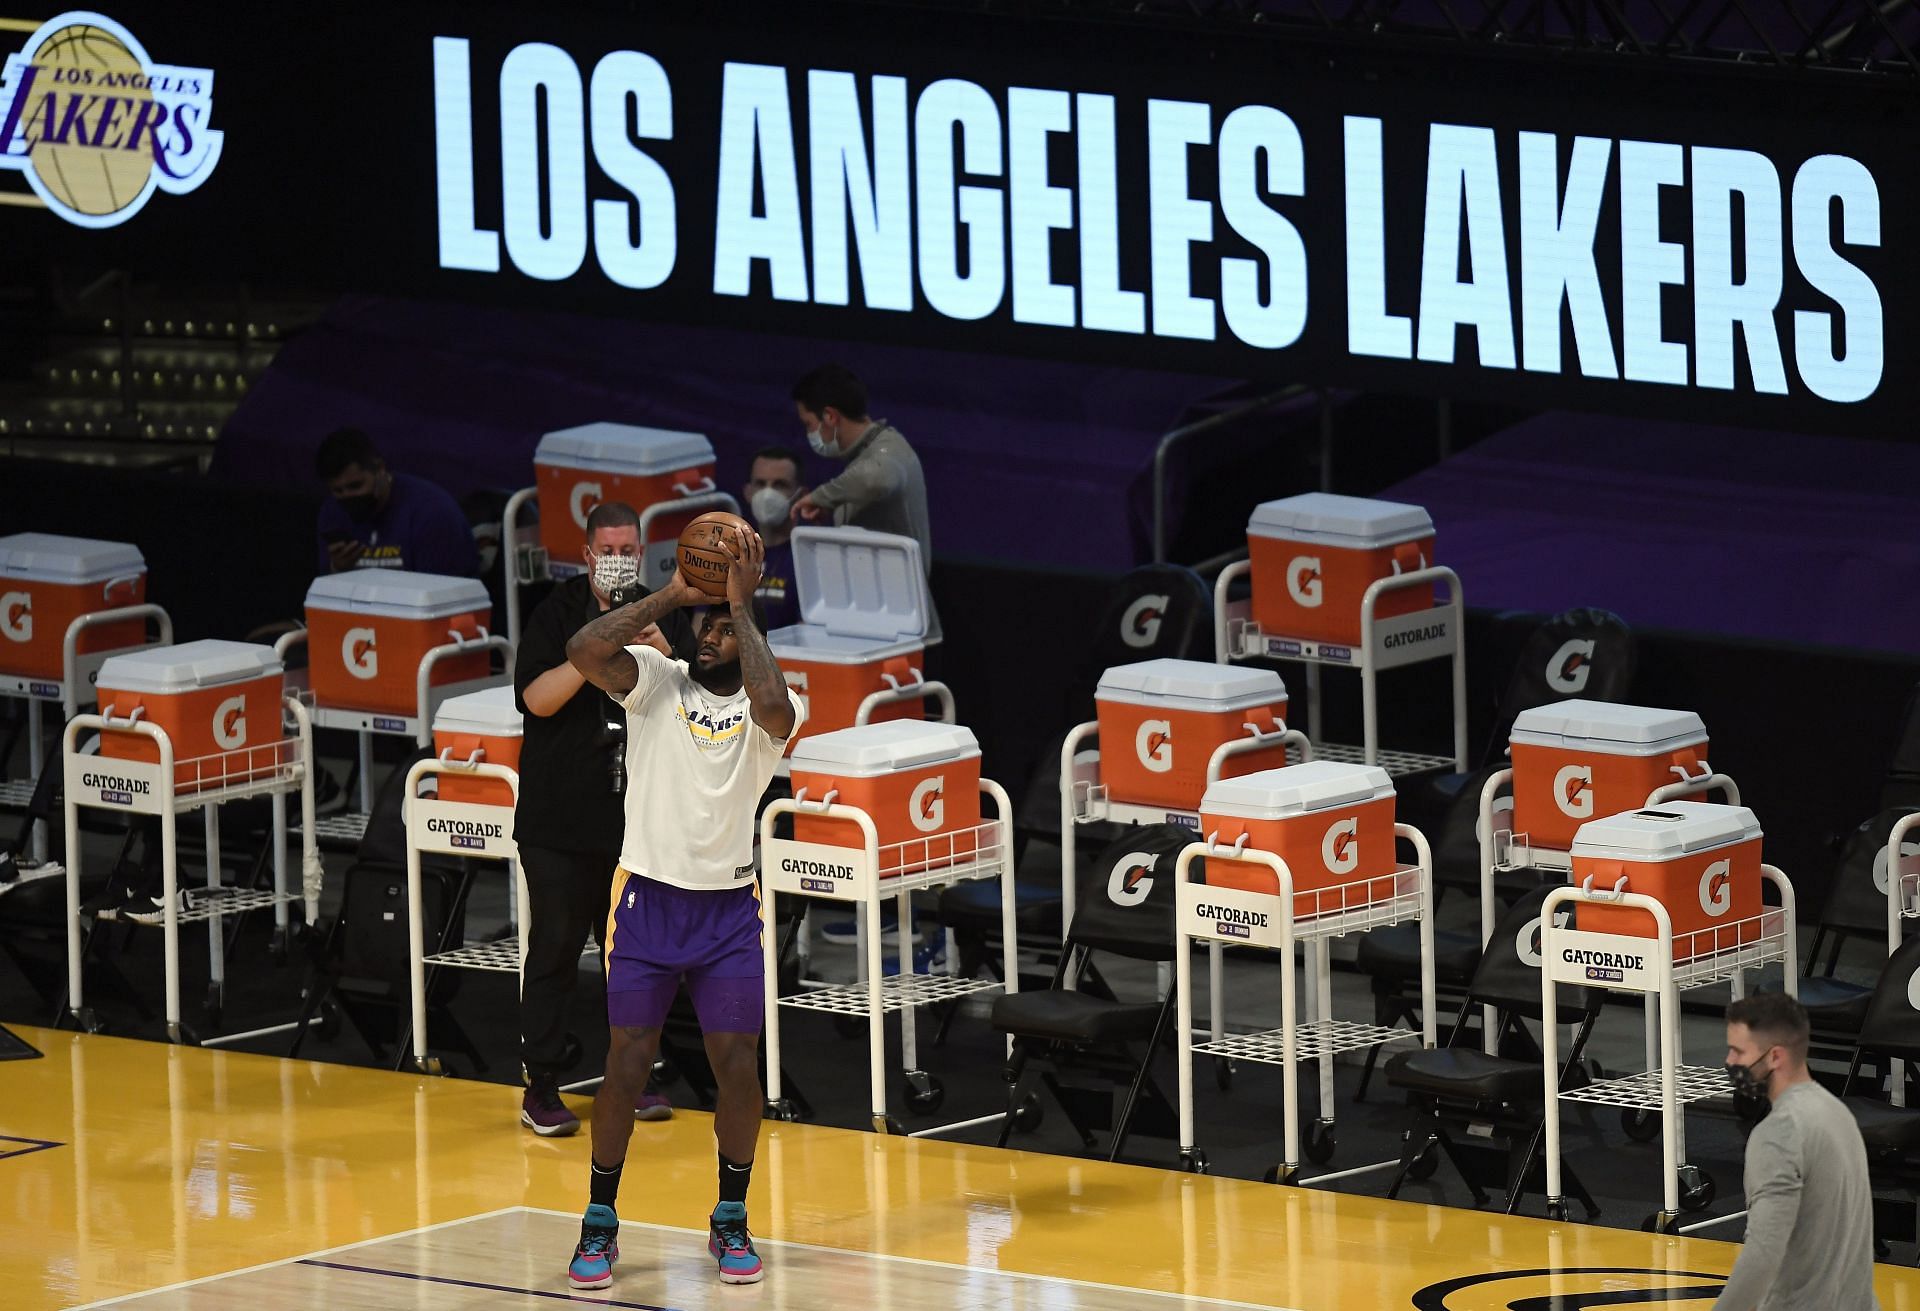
[677,700,746,748]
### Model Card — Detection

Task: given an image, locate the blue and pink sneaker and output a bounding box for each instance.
[568,1203,620,1290]
[707,1201,764,1284]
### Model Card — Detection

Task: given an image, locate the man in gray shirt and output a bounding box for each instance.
[1716,990,1877,1311]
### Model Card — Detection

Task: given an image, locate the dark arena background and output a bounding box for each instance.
[2,2,1919,1307]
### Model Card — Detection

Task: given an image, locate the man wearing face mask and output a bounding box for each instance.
[743,445,804,632]
[313,427,478,576]
[1715,991,1876,1310]
[787,364,940,643]
[512,500,694,1136]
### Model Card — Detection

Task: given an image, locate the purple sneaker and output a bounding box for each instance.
[521,1079,580,1137]
[635,1091,674,1122]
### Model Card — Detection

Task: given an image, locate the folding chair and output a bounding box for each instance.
[1382,885,1603,1216]
[989,824,1192,1162]
[1841,934,1920,1154]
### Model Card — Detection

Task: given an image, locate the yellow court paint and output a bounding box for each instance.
[4,1025,1918,1309]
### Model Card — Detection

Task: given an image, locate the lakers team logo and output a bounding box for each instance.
[1411,1266,1726,1307]
[0,12,221,228]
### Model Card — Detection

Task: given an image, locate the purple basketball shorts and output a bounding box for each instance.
[604,870,764,1034]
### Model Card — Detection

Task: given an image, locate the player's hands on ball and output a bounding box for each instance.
[720,526,764,608]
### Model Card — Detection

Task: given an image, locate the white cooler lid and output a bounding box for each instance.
[1511,699,1707,754]
[1201,760,1394,819]
[1096,658,1286,712]
[1570,801,1762,861]
[0,532,145,584]
[1248,493,1433,548]
[792,526,931,641]
[535,422,714,474]
[305,569,491,619]
[97,639,283,694]
[433,685,523,737]
[767,626,922,664]
[790,720,980,776]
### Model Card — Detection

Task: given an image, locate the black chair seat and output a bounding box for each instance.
[1798,975,1873,1032]
[1847,1097,1920,1152]
[1356,924,1481,985]
[1384,1046,1542,1103]
[990,989,1163,1045]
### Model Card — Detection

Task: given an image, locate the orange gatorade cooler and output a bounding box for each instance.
[534,423,719,589]
[1571,802,1764,960]
[769,527,933,750]
[1509,700,1710,852]
[95,640,285,792]
[1247,494,1435,646]
[1095,659,1290,811]
[0,532,148,680]
[1199,762,1398,920]
[431,685,522,807]
[305,571,492,716]
[790,721,983,875]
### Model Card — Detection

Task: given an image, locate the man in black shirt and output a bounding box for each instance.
[514,500,694,1135]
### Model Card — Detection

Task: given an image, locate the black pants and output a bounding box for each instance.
[518,842,618,1081]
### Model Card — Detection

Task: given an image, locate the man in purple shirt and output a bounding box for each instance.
[314,428,478,577]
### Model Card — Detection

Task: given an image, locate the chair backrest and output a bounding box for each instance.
[1858,932,1920,1064]
[1067,824,1198,963]
[1880,681,1920,812]
[1069,565,1214,707]
[1467,883,1596,1023]
[1817,806,1920,938]
[1485,608,1637,765]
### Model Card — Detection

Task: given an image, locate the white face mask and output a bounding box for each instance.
[749,486,793,527]
[590,551,640,598]
[806,423,837,457]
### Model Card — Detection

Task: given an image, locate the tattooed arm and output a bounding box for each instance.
[567,574,704,698]
[723,529,797,738]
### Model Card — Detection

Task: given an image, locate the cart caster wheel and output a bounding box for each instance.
[1404,1137,1440,1182]
[904,1072,945,1115]
[314,1000,342,1041]
[1011,1093,1043,1133]
[871,1114,904,1136]
[1306,1120,1336,1165]
[1875,1236,1892,1261]
[1621,1107,1660,1142]
[1181,1148,1209,1174]
[833,1014,867,1039]
[1545,1200,1569,1223]
[764,1098,801,1122]
[72,1007,106,1035]
[413,1055,445,1076]
[1678,1166,1716,1213]
[651,1055,679,1088]
[1641,1210,1680,1234]
[266,928,290,963]
[1214,1056,1235,1091]
[1260,1165,1279,1185]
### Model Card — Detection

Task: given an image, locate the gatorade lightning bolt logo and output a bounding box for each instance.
[1322,818,1360,874]
[1120,593,1168,649]
[1107,851,1158,906]
[909,775,945,834]
[1411,1267,1727,1308]
[1136,719,1174,774]
[0,590,28,642]
[1554,764,1594,818]
[1286,556,1323,607]
[211,693,246,750]
[343,626,378,680]
[569,480,603,528]
[1547,637,1596,693]
[1698,859,1733,916]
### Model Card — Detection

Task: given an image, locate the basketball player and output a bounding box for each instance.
[561,526,801,1290]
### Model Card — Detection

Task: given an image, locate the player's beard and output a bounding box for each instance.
[691,655,741,691]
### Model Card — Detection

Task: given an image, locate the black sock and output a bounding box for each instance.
[718,1152,752,1206]
[590,1158,623,1211]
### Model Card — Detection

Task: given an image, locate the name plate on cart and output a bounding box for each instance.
[762,837,874,899]
[1370,608,1454,671]
[1548,928,1659,992]
[409,799,518,859]
[1176,881,1286,949]
[65,753,166,814]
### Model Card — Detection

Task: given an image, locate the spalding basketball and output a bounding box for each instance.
[677,511,752,597]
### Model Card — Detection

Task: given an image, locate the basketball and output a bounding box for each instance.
[677,511,752,597]
[24,25,156,219]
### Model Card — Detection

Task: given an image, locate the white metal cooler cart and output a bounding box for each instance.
[1172,824,1437,1181]
[760,777,1017,1136]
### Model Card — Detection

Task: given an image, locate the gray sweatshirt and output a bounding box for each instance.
[1716,1079,1878,1311]
[810,420,941,644]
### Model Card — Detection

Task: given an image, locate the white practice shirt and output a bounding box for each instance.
[611,644,803,890]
